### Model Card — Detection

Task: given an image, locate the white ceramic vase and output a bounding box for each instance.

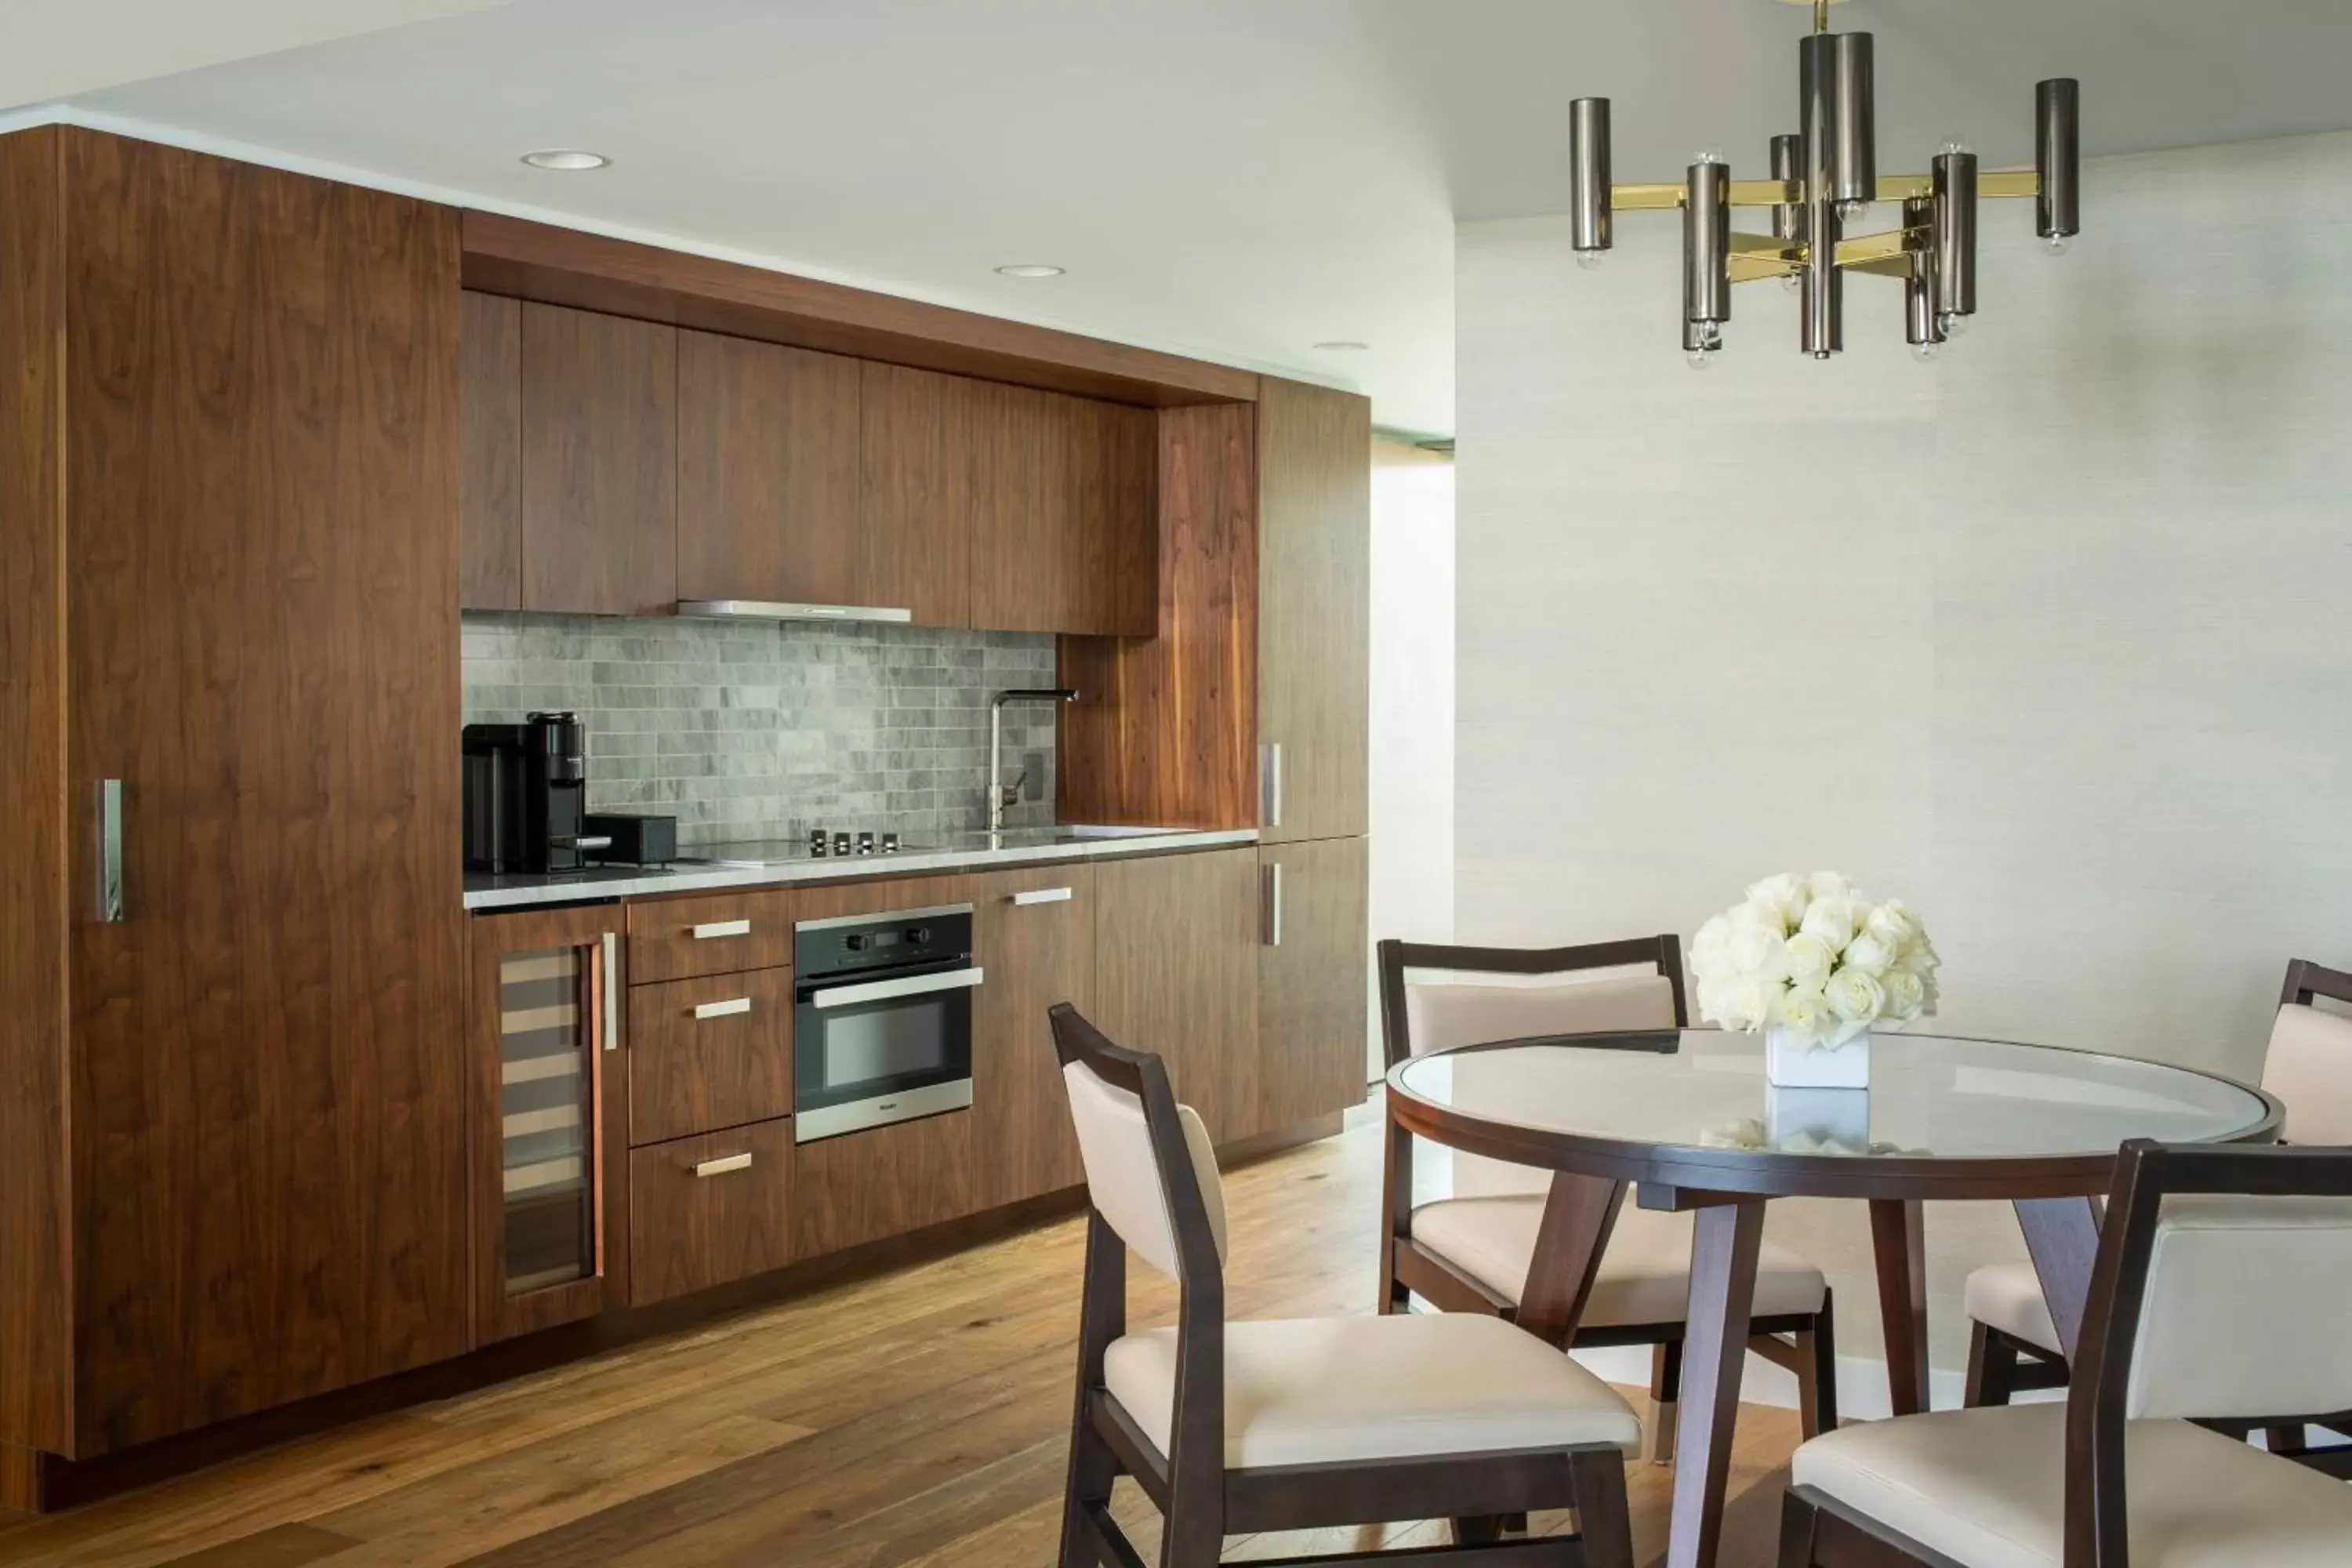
[1765,1023,1871,1090]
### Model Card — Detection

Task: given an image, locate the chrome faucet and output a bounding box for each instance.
[989,688,1077,840]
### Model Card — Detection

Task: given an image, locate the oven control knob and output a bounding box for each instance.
[906,925,931,945]
[845,934,871,952]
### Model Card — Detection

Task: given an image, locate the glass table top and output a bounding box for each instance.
[1388,1030,2272,1163]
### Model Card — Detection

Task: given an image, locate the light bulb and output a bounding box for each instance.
[2044,231,2073,256]
[1911,340,1941,364]
[1938,311,1970,339]
[1939,136,1974,157]
[1575,249,1605,271]
[1693,146,1726,166]
[1780,273,1802,293]
[1838,199,1871,223]
[1686,348,1715,372]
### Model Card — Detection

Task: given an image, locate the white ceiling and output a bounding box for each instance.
[25,0,2352,437]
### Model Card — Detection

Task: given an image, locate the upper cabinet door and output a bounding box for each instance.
[459,291,522,611]
[1065,397,1158,637]
[857,361,972,629]
[967,382,1065,633]
[677,331,862,608]
[521,303,677,617]
[1257,376,1370,843]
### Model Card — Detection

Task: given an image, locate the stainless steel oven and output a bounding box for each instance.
[793,903,980,1142]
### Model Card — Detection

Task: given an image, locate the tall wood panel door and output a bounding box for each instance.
[857,361,973,628]
[458,290,522,610]
[677,330,862,608]
[1256,837,1370,1135]
[1256,377,1370,844]
[521,302,677,617]
[62,132,468,1454]
[972,863,1096,1209]
[1092,848,1259,1144]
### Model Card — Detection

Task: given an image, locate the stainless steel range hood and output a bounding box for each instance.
[675,600,913,624]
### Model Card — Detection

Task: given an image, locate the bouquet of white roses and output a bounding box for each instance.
[1690,872,1939,1049]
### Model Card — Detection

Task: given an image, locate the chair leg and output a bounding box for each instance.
[1058,1402,1120,1567]
[1567,1447,1635,1568]
[1798,1293,1838,1438]
[1645,1337,1682,1465]
[1963,1319,2018,1408]
[1777,1487,1823,1568]
[2267,1423,2310,1456]
[1453,1516,1506,1544]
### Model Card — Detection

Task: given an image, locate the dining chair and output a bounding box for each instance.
[1048,1002,1642,1567]
[1961,957,2352,1471]
[1779,1137,2352,1567]
[1376,938,1840,1458]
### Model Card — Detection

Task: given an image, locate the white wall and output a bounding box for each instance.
[1456,130,2352,1373]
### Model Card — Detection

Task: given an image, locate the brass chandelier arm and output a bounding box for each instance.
[1609,169,2040,212]
[1831,224,1927,267]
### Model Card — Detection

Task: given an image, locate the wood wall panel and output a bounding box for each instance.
[0,124,71,1459]
[521,302,677,617]
[457,290,521,610]
[1056,402,1257,828]
[63,131,468,1454]
[1091,848,1260,1143]
[857,361,973,628]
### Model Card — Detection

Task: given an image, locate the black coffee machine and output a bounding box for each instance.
[463,713,605,874]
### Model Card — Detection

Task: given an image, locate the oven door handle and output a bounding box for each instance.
[807,966,985,1011]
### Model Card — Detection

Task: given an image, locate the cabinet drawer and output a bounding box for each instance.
[628,1119,795,1305]
[628,889,793,983]
[792,1109,976,1258]
[628,969,795,1145]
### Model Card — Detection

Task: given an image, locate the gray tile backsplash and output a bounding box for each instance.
[462,612,1060,845]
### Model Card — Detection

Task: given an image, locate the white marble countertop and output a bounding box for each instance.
[462,825,1259,912]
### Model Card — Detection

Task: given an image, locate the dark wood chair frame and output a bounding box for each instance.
[1782,1137,2352,1567]
[1960,957,2352,1476]
[1049,1003,1637,1568]
[1376,938,1842,1445]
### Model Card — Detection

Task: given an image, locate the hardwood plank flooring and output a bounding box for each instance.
[0,1111,1801,1567]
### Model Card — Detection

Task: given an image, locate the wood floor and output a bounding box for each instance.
[0,1111,1801,1567]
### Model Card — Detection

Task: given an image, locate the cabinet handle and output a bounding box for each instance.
[692,996,753,1021]
[96,779,125,923]
[1261,862,1284,948]
[601,932,619,1051]
[1260,742,1284,829]
[693,1152,753,1178]
[691,919,753,940]
[1010,887,1073,906]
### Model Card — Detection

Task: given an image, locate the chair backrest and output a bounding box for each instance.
[1377,938,1684,1199]
[1049,1004,1228,1284]
[2067,1141,2352,1564]
[2267,960,2352,1147]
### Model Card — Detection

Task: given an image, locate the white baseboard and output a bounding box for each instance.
[1567,1345,2062,1422]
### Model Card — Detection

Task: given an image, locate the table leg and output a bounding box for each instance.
[1665,1198,1766,1568]
[1869,1199,1930,1416]
[2016,1196,2101,1362]
[1515,1173,1627,1348]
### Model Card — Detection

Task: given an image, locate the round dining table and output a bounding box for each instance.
[1383,1028,2279,1568]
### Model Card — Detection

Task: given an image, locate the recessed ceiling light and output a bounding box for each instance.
[521,149,610,171]
[995,264,1066,278]
[1313,340,1370,352]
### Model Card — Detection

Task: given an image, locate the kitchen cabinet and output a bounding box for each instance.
[792,1110,978,1258]
[968,388,1156,636]
[1092,848,1261,1143]
[971,864,1096,1208]
[677,330,863,608]
[0,128,470,1463]
[1255,837,1370,1134]
[468,906,629,1345]
[630,1120,796,1305]
[521,302,678,617]
[858,361,974,627]
[627,887,795,984]
[1065,395,1160,636]
[459,290,523,610]
[1256,377,1370,843]
[627,967,797,1146]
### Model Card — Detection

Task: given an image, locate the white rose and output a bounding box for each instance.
[1896,934,1940,977]
[1865,899,1918,949]
[1782,932,1835,989]
[1721,975,1787,1032]
[1806,871,1854,902]
[1842,931,1896,977]
[1725,913,1788,980]
[1776,985,1832,1043]
[1744,873,1807,929]
[1824,966,1886,1025]
[1692,913,1730,967]
[1880,967,1927,1020]
[1798,895,1858,951]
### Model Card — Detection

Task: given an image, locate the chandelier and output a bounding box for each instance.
[1567,0,2080,365]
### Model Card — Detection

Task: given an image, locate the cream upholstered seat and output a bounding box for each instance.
[1793,1403,2352,1568]
[1962,1259,2060,1354]
[1105,1312,1642,1470]
[1410,1197,1828,1324]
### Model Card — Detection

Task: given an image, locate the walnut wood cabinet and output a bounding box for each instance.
[520,302,678,617]
[1255,837,1370,1132]
[459,290,523,610]
[972,864,1098,1208]
[857,361,976,627]
[630,1120,796,1306]
[1092,848,1262,1143]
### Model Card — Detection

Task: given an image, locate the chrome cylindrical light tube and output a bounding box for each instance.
[1798,35,1843,356]
[1932,150,1978,321]
[1904,198,1945,353]
[2036,78,2081,241]
[1770,132,1803,243]
[1683,158,1731,338]
[1830,33,1877,205]
[1570,96,1613,257]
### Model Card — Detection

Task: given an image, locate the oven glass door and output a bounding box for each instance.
[794,957,976,1142]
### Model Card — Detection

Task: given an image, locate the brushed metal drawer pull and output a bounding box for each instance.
[1010,887,1073,906]
[693,996,753,1021]
[691,919,753,940]
[693,1152,753,1178]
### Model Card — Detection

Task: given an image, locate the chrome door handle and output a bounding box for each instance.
[96,779,125,923]
[811,967,985,1010]
[1260,742,1284,829]
[692,996,753,1021]
[691,919,752,940]
[1010,887,1073,906]
[693,1152,753,1178]
[601,932,619,1051]
[1261,862,1283,948]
